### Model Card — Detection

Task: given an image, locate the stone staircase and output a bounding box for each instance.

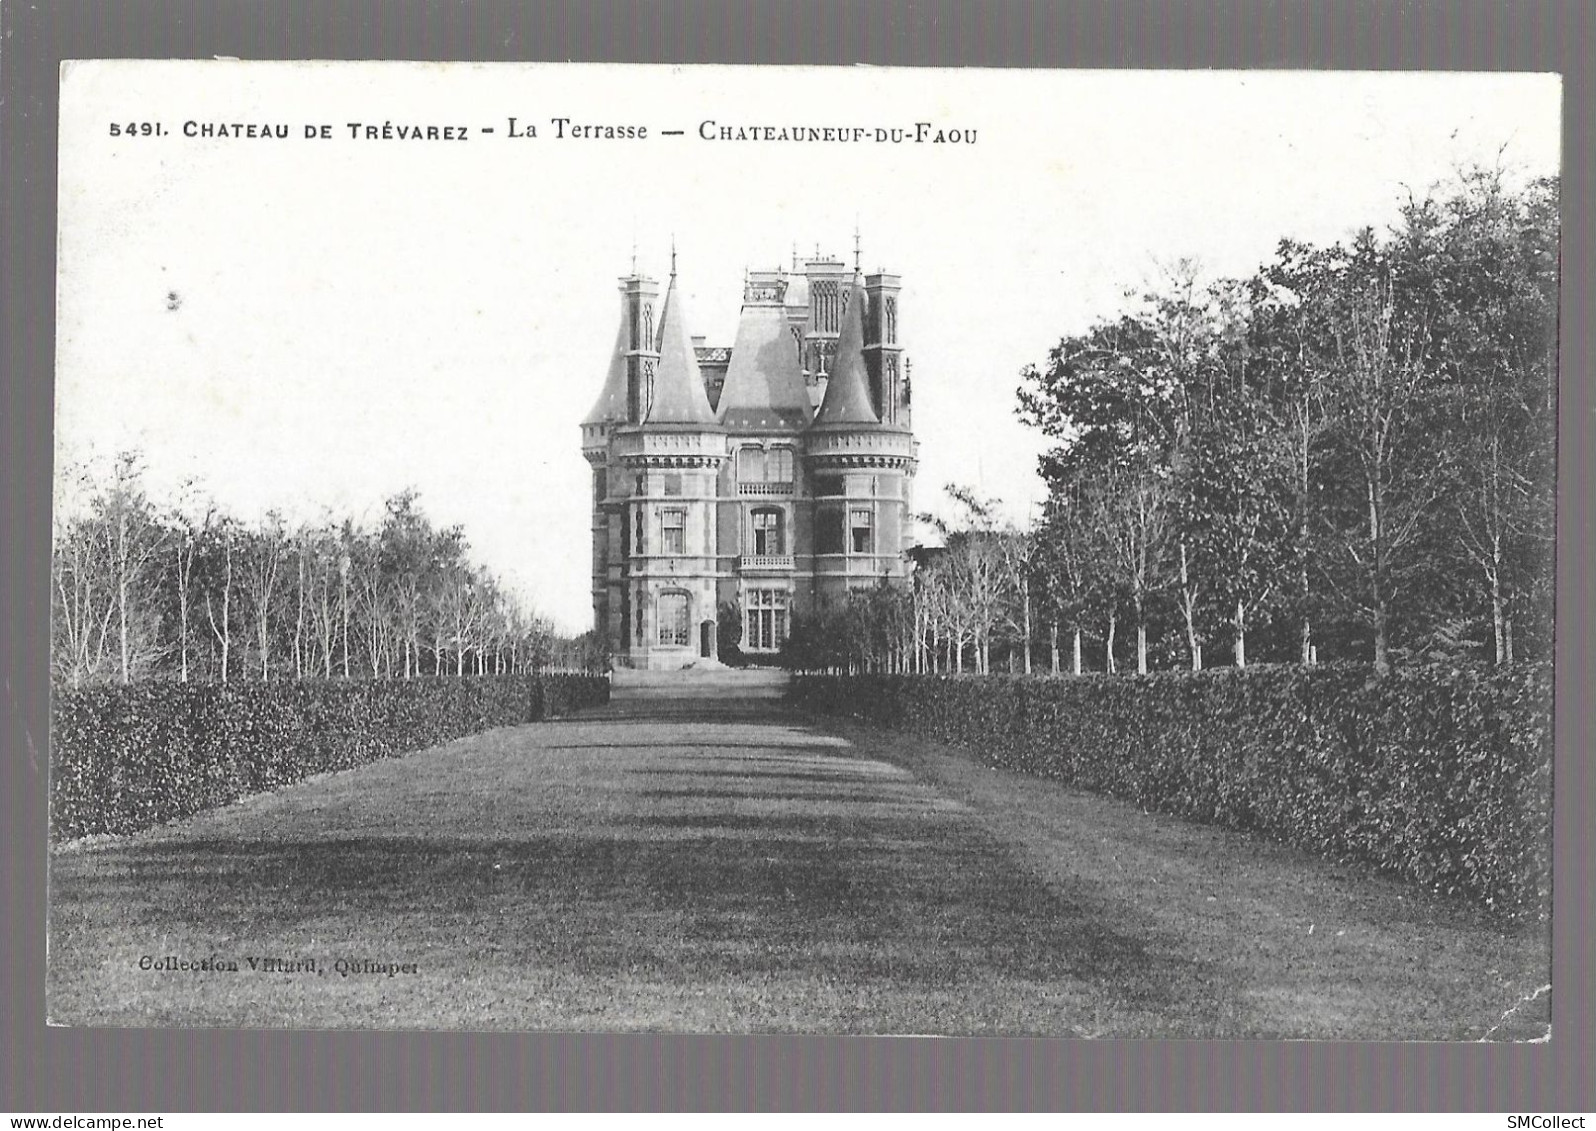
[609,665,792,701]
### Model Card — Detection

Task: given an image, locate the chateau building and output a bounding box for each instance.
[580,245,918,668]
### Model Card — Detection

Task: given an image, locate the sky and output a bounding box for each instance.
[55,63,1561,633]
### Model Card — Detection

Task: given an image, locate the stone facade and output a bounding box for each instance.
[581,249,918,669]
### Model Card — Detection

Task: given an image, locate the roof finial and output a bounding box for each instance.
[853,222,861,273]
[792,242,799,270]
[630,231,637,276]
[670,235,677,278]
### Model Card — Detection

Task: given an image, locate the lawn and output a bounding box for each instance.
[47,697,1550,1037]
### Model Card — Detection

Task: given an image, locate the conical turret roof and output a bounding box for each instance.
[717,298,812,430]
[644,272,717,426]
[582,291,633,425]
[812,274,879,427]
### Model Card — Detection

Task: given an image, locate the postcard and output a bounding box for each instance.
[49,61,1560,1037]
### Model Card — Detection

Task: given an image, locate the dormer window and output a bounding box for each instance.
[737,446,765,483]
[737,446,794,495]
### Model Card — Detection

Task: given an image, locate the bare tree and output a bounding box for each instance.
[168,491,214,683]
[51,459,117,687]
[243,514,287,680]
[1101,465,1168,675]
[92,453,170,684]
[994,528,1037,674]
[203,517,239,683]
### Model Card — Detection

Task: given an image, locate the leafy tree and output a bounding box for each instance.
[1016,170,1558,674]
[1020,314,1178,674]
[1433,171,1559,663]
[716,599,744,665]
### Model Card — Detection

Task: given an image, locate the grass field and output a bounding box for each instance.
[47,696,1551,1036]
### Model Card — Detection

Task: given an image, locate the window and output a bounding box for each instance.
[816,508,845,554]
[738,446,794,495]
[751,508,783,555]
[850,509,873,554]
[813,281,839,333]
[737,447,766,483]
[661,508,686,555]
[662,473,682,497]
[744,589,788,651]
[657,591,690,647]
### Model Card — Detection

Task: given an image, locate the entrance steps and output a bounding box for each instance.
[609,665,792,701]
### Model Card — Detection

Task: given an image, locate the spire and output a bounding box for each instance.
[812,273,879,427]
[718,282,812,431]
[644,268,717,425]
[583,282,637,426]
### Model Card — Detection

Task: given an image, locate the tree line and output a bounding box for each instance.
[51,456,602,686]
[784,169,1558,675]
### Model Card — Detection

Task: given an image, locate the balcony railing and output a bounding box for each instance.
[739,554,794,571]
[738,481,794,496]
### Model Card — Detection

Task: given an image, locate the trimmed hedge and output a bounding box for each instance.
[791,665,1552,921]
[51,673,609,841]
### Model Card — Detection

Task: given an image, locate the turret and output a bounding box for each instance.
[806,270,916,602]
[643,266,718,426]
[582,269,662,653]
[800,253,849,404]
[864,272,908,428]
[611,254,728,670]
[810,273,879,427]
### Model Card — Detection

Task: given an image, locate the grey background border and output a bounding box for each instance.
[2,0,1590,1112]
